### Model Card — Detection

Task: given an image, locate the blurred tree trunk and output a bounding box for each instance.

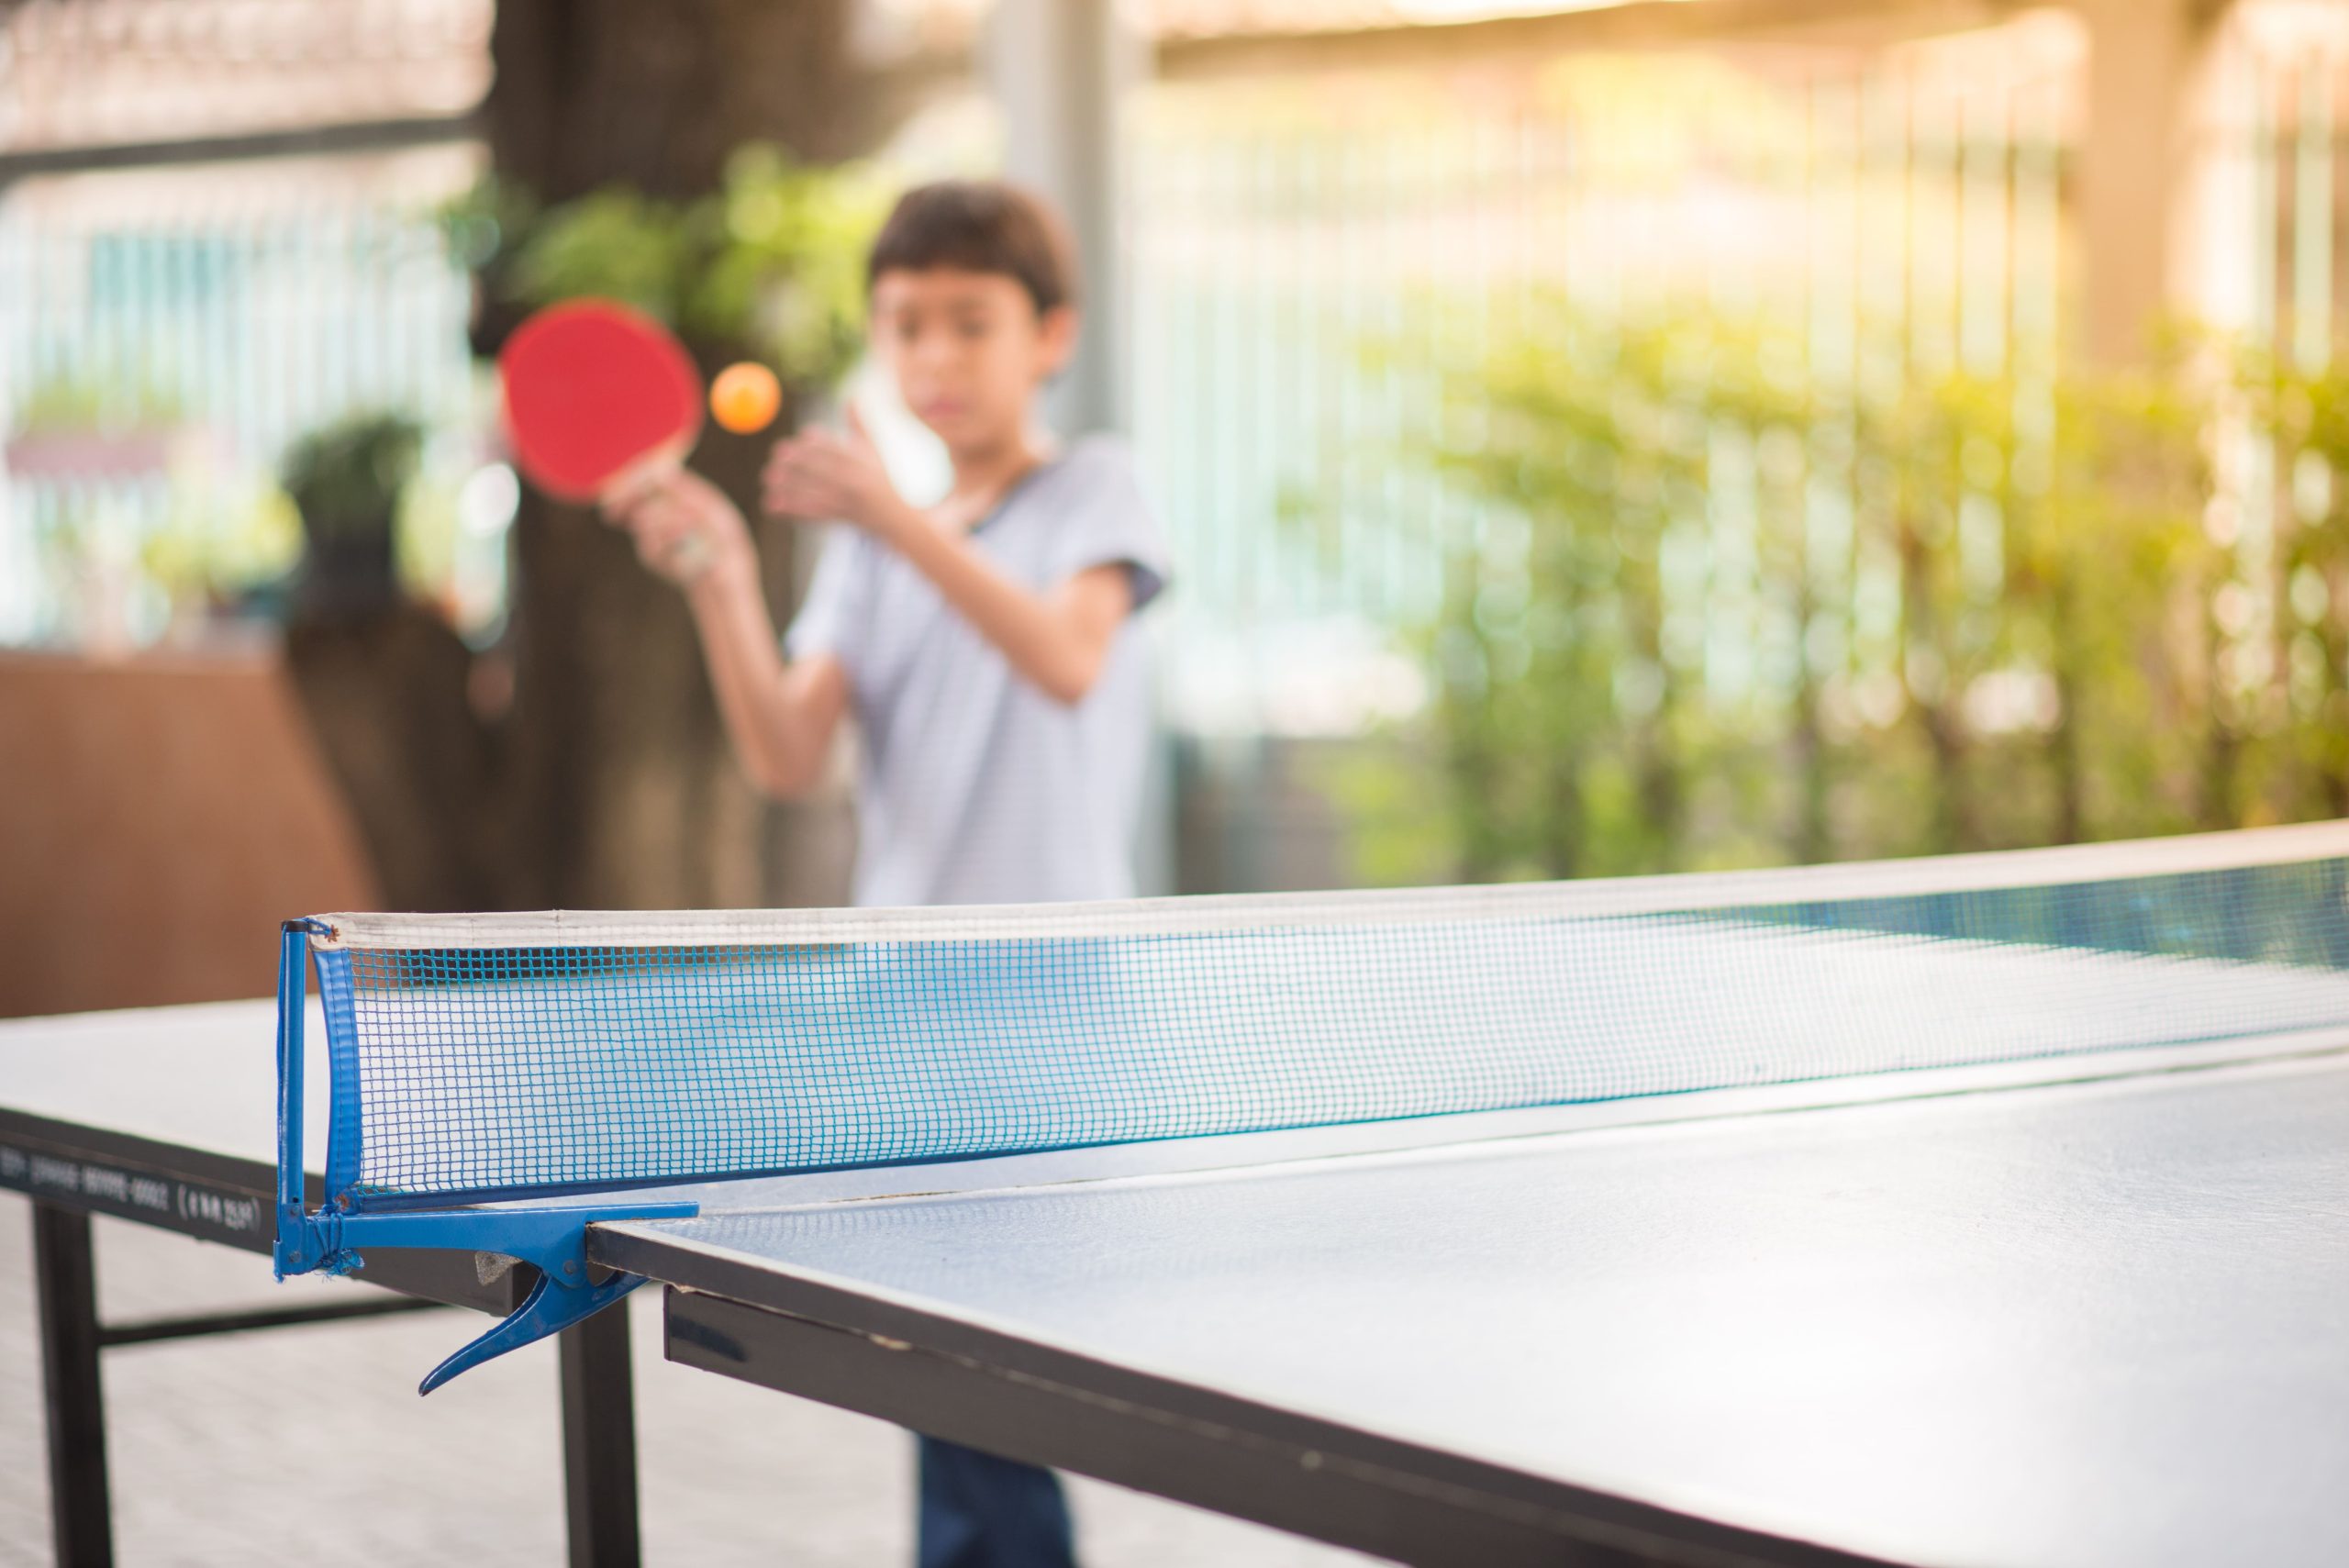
[488,0,880,203]
[481,0,879,910]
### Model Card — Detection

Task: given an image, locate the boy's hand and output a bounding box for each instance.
[762,410,912,541]
[600,467,753,589]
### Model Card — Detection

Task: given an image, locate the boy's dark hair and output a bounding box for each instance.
[867,181,1079,317]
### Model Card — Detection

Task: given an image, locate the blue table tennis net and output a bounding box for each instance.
[302,824,2349,1208]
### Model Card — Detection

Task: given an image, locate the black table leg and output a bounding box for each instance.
[559,1296,642,1567]
[33,1203,112,1568]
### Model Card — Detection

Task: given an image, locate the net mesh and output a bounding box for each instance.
[316,831,2349,1206]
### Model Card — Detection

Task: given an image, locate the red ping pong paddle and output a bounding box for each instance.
[498,299,704,506]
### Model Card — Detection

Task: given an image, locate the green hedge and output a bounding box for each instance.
[1330,299,2349,883]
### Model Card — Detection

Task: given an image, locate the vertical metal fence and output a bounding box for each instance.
[1128,14,2084,737]
[0,154,479,646]
[2202,7,2349,766]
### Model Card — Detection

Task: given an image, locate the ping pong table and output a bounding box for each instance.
[9,989,2349,1563]
[9,834,2349,1566]
[0,998,657,1566]
[602,1034,2349,1568]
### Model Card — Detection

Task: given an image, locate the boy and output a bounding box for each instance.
[604,181,1168,1567]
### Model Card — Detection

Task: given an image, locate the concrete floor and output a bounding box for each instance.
[0,1195,1370,1567]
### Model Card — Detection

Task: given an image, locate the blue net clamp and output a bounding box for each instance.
[271,920,697,1394]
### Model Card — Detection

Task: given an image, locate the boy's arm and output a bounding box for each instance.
[766,429,1134,706]
[603,469,847,798]
[685,564,850,799]
[879,522,1132,706]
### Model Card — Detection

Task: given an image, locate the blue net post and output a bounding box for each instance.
[273,920,317,1277]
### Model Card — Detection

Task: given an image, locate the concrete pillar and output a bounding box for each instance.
[985,0,1141,435]
[986,0,1170,892]
[2076,0,2223,363]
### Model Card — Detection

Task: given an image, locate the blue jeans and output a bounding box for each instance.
[917,1436,1077,1568]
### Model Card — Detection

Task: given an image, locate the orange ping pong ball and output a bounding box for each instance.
[709,361,782,435]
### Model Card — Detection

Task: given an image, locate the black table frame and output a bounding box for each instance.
[597,1228,1894,1568]
[3,1107,644,1567]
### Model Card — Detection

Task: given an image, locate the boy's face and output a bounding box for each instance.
[869,267,1075,453]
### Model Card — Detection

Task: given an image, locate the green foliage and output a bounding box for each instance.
[435,173,538,273]
[2237,349,2349,819]
[1337,295,2337,884]
[11,366,184,433]
[141,484,304,603]
[505,185,699,327]
[453,145,886,386]
[691,145,883,379]
[1428,308,1820,879]
[282,412,423,539]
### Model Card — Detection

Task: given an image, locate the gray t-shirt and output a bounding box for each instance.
[785,434,1171,908]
